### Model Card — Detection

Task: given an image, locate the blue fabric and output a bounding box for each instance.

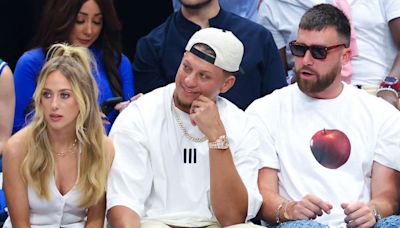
[13,48,135,134]
[172,0,259,22]
[133,9,287,110]
[0,189,5,214]
[265,220,326,228]
[375,215,400,227]
[264,215,400,228]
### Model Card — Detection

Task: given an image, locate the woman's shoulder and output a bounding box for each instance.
[16,48,45,68]
[20,48,45,61]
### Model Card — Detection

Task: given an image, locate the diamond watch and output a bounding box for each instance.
[372,208,381,222]
[208,135,229,150]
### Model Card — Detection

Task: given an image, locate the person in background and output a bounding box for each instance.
[3,43,114,227]
[0,59,14,224]
[258,0,400,109]
[247,4,400,227]
[0,59,14,156]
[134,0,286,110]
[13,0,135,134]
[172,0,260,22]
[107,28,262,228]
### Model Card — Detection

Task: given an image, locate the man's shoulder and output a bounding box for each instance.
[135,85,171,107]
[112,85,172,133]
[218,96,246,116]
[137,13,176,49]
[248,85,293,107]
[132,84,176,118]
[343,84,400,118]
[222,11,274,39]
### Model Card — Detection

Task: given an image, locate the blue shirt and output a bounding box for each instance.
[133,9,287,110]
[13,48,135,134]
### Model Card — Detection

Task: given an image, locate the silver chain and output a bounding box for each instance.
[171,97,207,143]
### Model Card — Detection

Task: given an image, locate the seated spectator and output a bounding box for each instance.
[258,0,400,109]
[134,0,286,110]
[0,59,14,224]
[247,4,400,227]
[107,28,262,228]
[13,0,134,134]
[172,0,260,22]
[0,59,14,156]
[2,43,114,227]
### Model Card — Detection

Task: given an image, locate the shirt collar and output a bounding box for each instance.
[175,8,229,36]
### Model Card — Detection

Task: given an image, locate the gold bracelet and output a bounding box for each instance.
[275,201,287,224]
[283,201,295,221]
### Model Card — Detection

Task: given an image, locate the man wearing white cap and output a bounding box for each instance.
[107,27,263,228]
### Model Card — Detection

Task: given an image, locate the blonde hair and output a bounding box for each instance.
[21,43,109,208]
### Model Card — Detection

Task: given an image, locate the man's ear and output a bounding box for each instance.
[220,75,236,93]
[341,47,352,65]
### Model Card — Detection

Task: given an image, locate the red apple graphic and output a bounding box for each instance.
[310,129,351,169]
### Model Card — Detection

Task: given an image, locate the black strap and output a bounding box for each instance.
[189,47,215,65]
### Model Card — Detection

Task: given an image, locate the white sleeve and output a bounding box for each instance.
[106,104,152,217]
[245,99,280,170]
[257,0,287,49]
[231,117,263,221]
[374,109,400,171]
[384,0,400,22]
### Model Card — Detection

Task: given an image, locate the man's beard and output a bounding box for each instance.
[179,0,213,9]
[175,95,191,111]
[295,63,340,94]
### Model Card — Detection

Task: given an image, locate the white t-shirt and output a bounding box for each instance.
[258,0,400,86]
[107,83,262,227]
[3,178,86,228]
[246,83,400,227]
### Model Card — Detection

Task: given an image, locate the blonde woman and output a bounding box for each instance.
[2,43,114,227]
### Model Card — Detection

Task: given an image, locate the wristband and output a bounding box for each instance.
[275,201,286,224]
[377,87,399,97]
[283,201,295,221]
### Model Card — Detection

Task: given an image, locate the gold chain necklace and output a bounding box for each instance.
[171,97,207,143]
[55,139,78,157]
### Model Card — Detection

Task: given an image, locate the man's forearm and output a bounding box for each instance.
[209,149,248,226]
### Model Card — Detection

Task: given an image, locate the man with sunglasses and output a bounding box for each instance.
[258,0,400,110]
[247,4,400,228]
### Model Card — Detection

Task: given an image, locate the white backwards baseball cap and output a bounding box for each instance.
[185,27,244,72]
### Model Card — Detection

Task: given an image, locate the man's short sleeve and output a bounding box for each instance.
[107,104,153,217]
[374,109,400,171]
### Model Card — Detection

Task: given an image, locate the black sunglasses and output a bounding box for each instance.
[289,40,347,60]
